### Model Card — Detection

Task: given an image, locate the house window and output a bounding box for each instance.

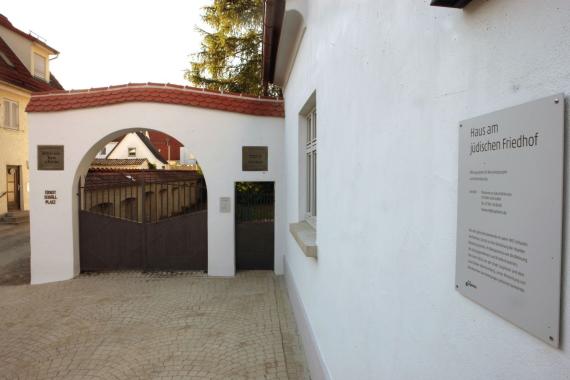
[0,52,14,67]
[99,147,106,156]
[33,53,47,80]
[128,147,136,157]
[289,96,318,258]
[305,107,317,221]
[3,99,19,130]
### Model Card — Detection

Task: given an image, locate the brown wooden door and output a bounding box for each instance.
[6,166,21,211]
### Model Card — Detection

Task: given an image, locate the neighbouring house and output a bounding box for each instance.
[148,130,199,170]
[148,131,181,163]
[96,131,168,169]
[90,158,150,171]
[94,137,120,159]
[0,14,63,216]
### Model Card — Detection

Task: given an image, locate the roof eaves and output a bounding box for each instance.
[262,0,286,92]
[0,14,59,54]
[136,132,168,164]
[0,35,64,92]
[105,135,125,158]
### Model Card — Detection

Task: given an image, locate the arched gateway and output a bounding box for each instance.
[27,84,284,284]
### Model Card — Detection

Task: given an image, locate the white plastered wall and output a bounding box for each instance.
[282,0,570,379]
[28,102,284,284]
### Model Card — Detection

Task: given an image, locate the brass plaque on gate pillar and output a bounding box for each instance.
[38,145,64,170]
[242,146,268,171]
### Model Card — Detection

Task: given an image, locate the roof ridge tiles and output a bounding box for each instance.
[30,83,284,101]
[27,83,284,117]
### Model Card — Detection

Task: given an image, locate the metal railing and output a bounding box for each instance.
[235,182,275,223]
[79,170,207,224]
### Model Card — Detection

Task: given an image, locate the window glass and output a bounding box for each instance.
[305,107,317,220]
[3,99,19,130]
[34,53,46,79]
[128,147,136,157]
[11,102,18,128]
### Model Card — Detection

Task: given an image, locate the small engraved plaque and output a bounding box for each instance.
[242,146,268,171]
[220,197,231,213]
[38,145,64,170]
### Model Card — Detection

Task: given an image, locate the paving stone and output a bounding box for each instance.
[0,271,310,379]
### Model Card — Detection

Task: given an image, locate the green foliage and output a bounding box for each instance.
[148,162,157,170]
[186,0,281,96]
[235,181,273,194]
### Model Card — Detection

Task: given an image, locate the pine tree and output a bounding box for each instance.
[186,0,280,96]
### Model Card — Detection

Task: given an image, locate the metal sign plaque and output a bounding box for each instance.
[220,197,231,213]
[38,145,64,170]
[242,146,268,171]
[456,94,564,347]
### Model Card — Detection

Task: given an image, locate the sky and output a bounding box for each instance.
[2,0,211,89]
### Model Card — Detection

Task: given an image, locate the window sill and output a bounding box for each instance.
[2,127,22,132]
[289,221,317,258]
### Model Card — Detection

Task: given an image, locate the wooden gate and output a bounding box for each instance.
[235,182,274,270]
[79,170,207,272]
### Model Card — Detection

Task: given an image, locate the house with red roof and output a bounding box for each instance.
[148,131,182,162]
[95,131,169,170]
[0,14,62,220]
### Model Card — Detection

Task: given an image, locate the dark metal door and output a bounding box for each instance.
[146,211,208,270]
[6,166,20,211]
[79,211,144,270]
[235,182,274,270]
[79,171,207,272]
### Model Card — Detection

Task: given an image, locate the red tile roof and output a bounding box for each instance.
[26,83,284,117]
[148,131,183,161]
[0,36,63,92]
[0,14,59,54]
[91,158,148,166]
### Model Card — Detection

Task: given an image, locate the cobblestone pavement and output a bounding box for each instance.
[0,271,310,379]
[0,223,30,286]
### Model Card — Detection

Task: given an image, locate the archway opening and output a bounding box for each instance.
[77,129,207,273]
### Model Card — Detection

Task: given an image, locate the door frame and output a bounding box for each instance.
[234,181,275,271]
[6,165,21,211]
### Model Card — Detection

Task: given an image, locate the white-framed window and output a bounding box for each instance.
[128,147,136,157]
[33,53,46,80]
[305,107,317,222]
[3,99,19,130]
